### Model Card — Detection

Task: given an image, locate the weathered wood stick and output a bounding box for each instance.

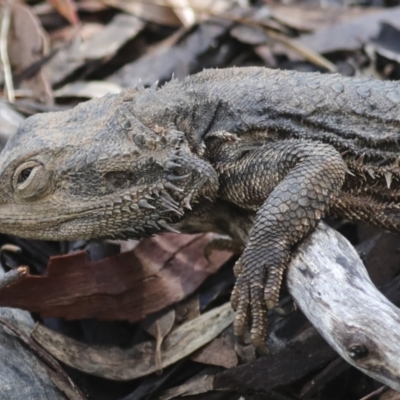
[287,223,400,391]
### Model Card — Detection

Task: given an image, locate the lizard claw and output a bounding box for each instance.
[231,255,285,350]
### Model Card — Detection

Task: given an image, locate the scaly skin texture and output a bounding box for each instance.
[1,67,400,349]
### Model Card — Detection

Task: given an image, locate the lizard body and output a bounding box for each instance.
[1,67,400,348]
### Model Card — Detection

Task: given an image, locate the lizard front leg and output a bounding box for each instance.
[212,138,347,349]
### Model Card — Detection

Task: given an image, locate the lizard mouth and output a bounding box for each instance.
[0,188,185,240]
[0,207,96,239]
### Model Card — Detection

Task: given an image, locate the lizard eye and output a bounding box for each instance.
[13,161,52,200]
[18,167,33,184]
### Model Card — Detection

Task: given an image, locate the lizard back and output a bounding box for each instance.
[130,67,400,201]
[133,67,400,160]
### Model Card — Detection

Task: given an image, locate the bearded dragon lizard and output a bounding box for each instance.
[1,67,400,349]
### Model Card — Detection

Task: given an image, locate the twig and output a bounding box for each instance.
[266,29,337,73]
[0,0,14,102]
[359,386,387,400]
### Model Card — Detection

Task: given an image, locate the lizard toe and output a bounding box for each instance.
[204,238,244,262]
[233,257,244,277]
[230,274,241,310]
[231,259,270,349]
[232,277,250,337]
[250,282,268,349]
[264,265,285,310]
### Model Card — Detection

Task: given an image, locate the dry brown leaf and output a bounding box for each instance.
[45,23,101,85]
[253,45,277,68]
[167,0,196,27]
[191,337,238,369]
[0,233,232,322]
[46,14,144,85]
[55,81,122,98]
[47,0,79,26]
[175,294,200,325]
[159,373,214,400]
[31,303,234,380]
[230,25,268,46]
[76,1,108,12]
[188,0,236,15]
[8,3,53,104]
[100,0,181,26]
[0,99,25,139]
[78,14,143,59]
[294,6,400,54]
[268,29,336,72]
[49,22,101,42]
[270,5,377,32]
[142,308,176,372]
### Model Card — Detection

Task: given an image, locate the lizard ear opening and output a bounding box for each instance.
[13,161,52,200]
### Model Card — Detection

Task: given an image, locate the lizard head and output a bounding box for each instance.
[0,92,218,240]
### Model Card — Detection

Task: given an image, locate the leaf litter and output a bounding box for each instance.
[0,0,400,399]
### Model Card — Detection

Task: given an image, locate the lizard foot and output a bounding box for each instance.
[231,256,286,350]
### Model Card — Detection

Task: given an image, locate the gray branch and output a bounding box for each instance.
[287,223,400,391]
